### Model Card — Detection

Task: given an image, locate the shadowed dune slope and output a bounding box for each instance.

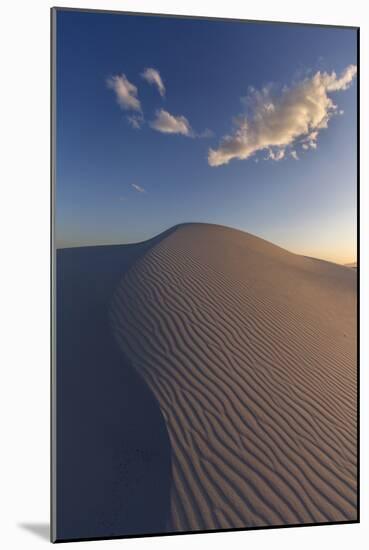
[111,223,357,532]
[56,232,176,540]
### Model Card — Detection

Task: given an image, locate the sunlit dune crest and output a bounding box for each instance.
[111,223,357,531]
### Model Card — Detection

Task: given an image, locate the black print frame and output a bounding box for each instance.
[51,7,359,543]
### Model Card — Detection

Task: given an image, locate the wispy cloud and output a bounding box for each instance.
[208,64,357,167]
[268,149,285,161]
[301,130,318,150]
[323,64,357,92]
[150,109,192,136]
[141,67,166,97]
[290,150,299,160]
[127,113,144,129]
[131,183,146,193]
[107,74,141,112]
[197,128,214,139]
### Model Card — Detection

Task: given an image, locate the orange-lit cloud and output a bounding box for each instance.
[208,65,357,166]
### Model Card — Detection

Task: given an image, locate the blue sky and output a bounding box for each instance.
[55,10,357,263]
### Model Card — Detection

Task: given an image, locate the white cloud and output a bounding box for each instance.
[127,114,144,129]
[301,131,318,150]
[290,150,299,160]
[268,149,285,161]
[141,67,166,97]
[150,109,192,136]
[107,74,141,112]
[131,183,145,193]
[208,64,357,167]
[197,128,214,139]
[323,64,357,92]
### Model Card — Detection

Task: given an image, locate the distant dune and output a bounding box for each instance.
[111,223,357,532]
[345,262,357,269]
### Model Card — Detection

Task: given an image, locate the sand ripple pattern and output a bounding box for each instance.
[110,224,357,532]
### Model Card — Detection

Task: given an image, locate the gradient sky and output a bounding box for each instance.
[55,10,357,264]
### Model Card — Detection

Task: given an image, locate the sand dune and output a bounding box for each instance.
[110,223,357,532]
[56,240,174,539]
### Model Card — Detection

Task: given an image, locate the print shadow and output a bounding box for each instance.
[55,228,177,540]
[18,523,49,541]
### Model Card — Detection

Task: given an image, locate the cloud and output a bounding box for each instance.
[127,114,144,129]
[107,74,141,112]
[323,64,357,92]
[290,150,299,160]
[197,128,214,139]
[131,183,145,193]
[142,67,166,97]
[208,64,357,167]
[301,130,318,150]
[150,109,192,136]
[268,149,285,161]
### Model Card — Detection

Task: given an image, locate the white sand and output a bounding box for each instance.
[111,223,357,531]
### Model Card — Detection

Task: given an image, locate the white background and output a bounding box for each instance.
[0,0,367,548]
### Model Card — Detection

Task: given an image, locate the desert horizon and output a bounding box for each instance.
[56,222,357,267]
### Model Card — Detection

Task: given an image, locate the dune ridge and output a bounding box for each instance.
[110,223,357,532]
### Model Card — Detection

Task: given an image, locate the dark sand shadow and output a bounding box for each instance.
[18,523,49,541]
[55,228,177,540]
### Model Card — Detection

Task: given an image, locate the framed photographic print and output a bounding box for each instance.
[51,7,359,543]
